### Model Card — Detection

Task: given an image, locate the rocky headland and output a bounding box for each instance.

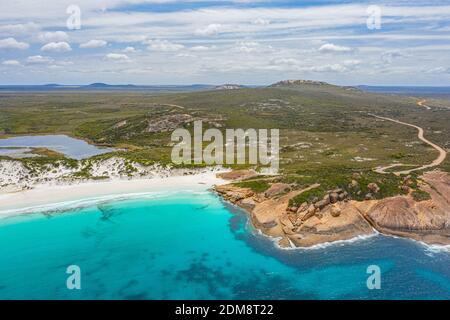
[215,170,450,248]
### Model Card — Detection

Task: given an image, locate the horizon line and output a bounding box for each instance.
[1,83,450,88]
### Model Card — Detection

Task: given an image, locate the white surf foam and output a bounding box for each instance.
[0,189,208,218]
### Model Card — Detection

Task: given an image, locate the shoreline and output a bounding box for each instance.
[254,224,381,251]
[0,171,228,218]
[246,207,450,252]
[226,192,450,252]
[215,171,450,249]
[1,167,449,252]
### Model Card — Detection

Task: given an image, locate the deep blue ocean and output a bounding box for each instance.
[0,191,448,300]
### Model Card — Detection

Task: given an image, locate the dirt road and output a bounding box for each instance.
[371,114,447,175]
[417,99,431,110]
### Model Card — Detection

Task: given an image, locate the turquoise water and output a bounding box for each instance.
[0,190,449,300]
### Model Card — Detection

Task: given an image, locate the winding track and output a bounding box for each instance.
[417,99,431,110]
[370,114,447,175]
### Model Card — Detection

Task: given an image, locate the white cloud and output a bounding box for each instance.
[319,43,352,53]
[381,50,407,63]
[105,53,131,62]
[423,66,449,74]
[270,58,300,66]
[268,58,357,73]
[2,60,22,66]
[252,18,270,26]
[113,35,147,43]
[190,45,215,51]
[308,64,348,73]
[306,60,360,73]
[122,67,153,75]
[342,59,361,67]
[38,31,68,42]
[0,23,39,36]
[0,37,29,49]
[41,41,72,52]
[176,52,196,58]
[2,2,450,85]
[55,60,74,66]
[235,41,271,54]
[26,55,53,64]
[195,24,223,36]
[146,39,184,52]
[122,46,137,53]
[80,39,107,48]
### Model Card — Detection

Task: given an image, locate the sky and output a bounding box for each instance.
[1,0,450,86]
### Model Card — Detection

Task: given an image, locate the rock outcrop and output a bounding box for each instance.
[215,170,450,248]
[264,183,292,198]
[146,114,193,133]
[354,171,450,245]
[289,202,374,247]
[270,80,329,87]
[216,170,258,181]
[216,182,374,248]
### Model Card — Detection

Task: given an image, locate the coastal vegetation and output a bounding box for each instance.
[412,189,432,202]
[0,81,449,200]
[234,180,271,193]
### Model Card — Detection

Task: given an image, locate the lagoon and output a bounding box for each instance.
[0,135,115,159]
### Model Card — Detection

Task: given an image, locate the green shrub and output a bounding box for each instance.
[412,190,431,202]
[234,180,270,193]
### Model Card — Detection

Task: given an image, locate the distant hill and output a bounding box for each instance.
[43,83,61,87]
[84,83,138,88]
[214,84,246,90]
[85,83,116,88]
[268,79,361,95]
[269,80,331,87]
[0,83,215,92]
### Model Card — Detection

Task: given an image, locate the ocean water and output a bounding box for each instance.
[0,135,115,159]
[0,190,448,300]
[358,86,450,100]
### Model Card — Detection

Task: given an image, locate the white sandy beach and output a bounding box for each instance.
[0,171,228,217]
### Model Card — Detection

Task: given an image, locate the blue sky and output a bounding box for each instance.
[1,0,450,85]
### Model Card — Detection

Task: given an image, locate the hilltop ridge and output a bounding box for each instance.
[270,80,331,87]
[214,84,246,90]
[269,79,362,94]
